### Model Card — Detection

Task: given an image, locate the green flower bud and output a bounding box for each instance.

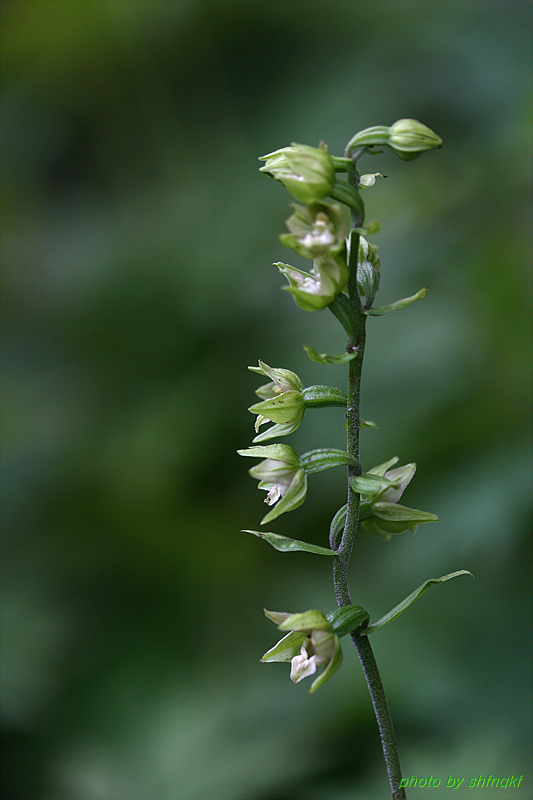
[388,119,443,161]
[358,236,381,272]
[276,255,349,312]
[259,143,335,204]
[279,202,346,259]
[345,119,442,161]
[262,608,343,693]
[356,236,381,304]
[237,444,307,524]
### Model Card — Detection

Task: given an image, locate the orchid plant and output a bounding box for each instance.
[239,120,472,800]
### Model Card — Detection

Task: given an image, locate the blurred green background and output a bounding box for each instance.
[1,2,532,799]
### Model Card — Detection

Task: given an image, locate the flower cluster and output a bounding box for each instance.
[239,122,447,699]
[258,144,352,312]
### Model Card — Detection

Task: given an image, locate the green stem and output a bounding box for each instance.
[331,154,406,800]
[351,631,406,800]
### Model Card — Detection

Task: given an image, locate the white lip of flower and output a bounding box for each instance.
[301,228,335,251]
[294,276,322,295]
[265,485,283,505]
[290,643,329,683]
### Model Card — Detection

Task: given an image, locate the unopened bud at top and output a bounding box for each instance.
[345,119,442,161]
[388,119,443,161]
[259,143,335,204]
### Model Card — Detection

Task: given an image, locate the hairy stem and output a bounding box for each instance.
[351,631,406,800]
[331,156,406,800]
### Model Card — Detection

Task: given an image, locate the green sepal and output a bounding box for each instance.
[260,629,308,662]
[365,287,427,316]
[243,530,337,556]
[350,473,400,495]
[363,571,474,635]
[237,444,300,466]
[252,421,300,443]
[263,609,292,626]
[326,605,369,637]
[368,456,399,476]
[249,361,303,394]
[309,634,342,693]
[300,448,355,474]
[260,469,307,525]
[278,609,332,632]
[248,391,305,425]
[302,385,347,407]
[303,344,358,365]
[371,502,439,530]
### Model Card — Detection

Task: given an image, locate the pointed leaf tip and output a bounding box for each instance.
[365,287,428,316]
[243,530,337,556]
[363,570,474,635]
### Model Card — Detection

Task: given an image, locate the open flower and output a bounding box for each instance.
[258,143,335,204]
[351,457,439,541]
[279,202,346,260]
[276,254,349,311]
[237,444,307,524]
[248,361,305,442]
[261,609,342,693]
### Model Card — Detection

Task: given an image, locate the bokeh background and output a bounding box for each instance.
[1,2,532,799]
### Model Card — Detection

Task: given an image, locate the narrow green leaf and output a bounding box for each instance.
[278,609,331,632]
[304,344,358,364]
[360,418,378,429]
[363,571,474,635]
[365,286,428,316]
[243,530,337,556]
